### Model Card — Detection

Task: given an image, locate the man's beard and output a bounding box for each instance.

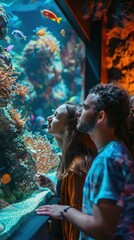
[77,113,98,133]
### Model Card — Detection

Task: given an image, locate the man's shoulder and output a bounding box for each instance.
[100,141,128,156]
[95,140,133,167]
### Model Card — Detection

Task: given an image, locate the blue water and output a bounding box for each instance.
[0,0,85,218]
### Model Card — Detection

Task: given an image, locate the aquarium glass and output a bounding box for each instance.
[0,0,85,238]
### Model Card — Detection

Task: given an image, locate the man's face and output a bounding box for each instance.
[77,93,99,133]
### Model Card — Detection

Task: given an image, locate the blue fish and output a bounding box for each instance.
[12,30,26,40]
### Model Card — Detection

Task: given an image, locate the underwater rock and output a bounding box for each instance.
[0,104,59,205]
[0,105,38,204]
[0,46,12,69]
[0,4,8,40]
[0,6,12,69]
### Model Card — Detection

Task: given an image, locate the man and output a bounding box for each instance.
[36,84,134,240]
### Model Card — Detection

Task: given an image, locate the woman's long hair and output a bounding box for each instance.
[57,102,97,180]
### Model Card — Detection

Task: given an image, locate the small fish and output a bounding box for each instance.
[1,173,11,185]
[6,44,14,52]
[60,29,65,37]
[12,30,27,40]
[41,9,62,24]
[36,28,46,37]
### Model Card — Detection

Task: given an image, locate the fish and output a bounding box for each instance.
[41,9,62,24]
[35,28,46,37]
[6,44,14,52]
[1,173,12,185]
[60,29,65,37]
[12,30,27,40]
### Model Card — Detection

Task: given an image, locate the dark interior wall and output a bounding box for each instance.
[85,21,101,96]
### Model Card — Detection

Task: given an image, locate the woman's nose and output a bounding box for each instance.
[47,115,53,122]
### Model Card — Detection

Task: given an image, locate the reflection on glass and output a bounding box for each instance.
[0,0,85,238]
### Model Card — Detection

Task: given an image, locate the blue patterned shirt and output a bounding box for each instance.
[79,141,134,240]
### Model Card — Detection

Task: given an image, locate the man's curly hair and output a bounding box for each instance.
[89,84,130,131]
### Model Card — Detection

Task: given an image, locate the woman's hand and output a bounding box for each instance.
[36,172,51,187]
[36,172,56,193]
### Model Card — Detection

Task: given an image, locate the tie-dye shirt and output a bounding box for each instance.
[79,141,134,240]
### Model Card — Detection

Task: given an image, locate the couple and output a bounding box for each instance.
[37,84,134,240]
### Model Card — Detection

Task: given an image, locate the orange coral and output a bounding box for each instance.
[0,67,17,99]
[0,67,29,101]
[24,134,60,173]
[9,109,27,129]
[15,83,29,99]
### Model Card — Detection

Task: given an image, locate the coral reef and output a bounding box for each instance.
[0,66,59,206]
[61,33,85,96]
[0,4,8,40]
[24,133,60,173]
[0,104,38,205]
[0,67,31,109]
[0,7,59,208]
[21,31,63,111]
[0,100,59,206]
[0,67,17,106]
[0,46,12,69]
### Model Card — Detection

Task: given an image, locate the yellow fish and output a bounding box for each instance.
[36,28,46,37]
[41,9,62,24]
[61,29,65,37]
[1,173,11,185]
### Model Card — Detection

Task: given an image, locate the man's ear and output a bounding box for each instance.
[97,110,106,124]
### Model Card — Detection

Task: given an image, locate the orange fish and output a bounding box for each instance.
[60,29,65,37]
[36,28,46,37]
[1,173,11,185]
[41,9,62,24]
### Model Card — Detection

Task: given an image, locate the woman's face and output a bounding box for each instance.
[47,104,68,137]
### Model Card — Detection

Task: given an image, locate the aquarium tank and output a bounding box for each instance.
[0,0,85,239]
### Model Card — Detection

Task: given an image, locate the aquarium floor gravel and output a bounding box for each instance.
[0,189,53,240]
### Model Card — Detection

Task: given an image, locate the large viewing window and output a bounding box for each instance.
[0,1,85,239]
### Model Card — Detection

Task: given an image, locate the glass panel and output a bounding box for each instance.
[0,0,85,238]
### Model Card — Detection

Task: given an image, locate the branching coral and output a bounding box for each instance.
[15,83,29,100]
[9,108,28,131]
[0,67,17,100]
[24,133,60,173]
[0,67,29,105]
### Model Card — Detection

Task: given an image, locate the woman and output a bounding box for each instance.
[37,102,97,240]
